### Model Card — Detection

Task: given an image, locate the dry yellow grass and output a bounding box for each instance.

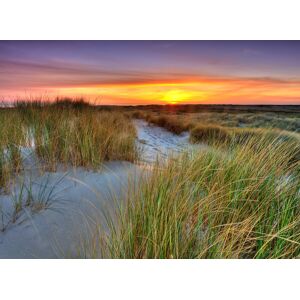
[100,134,300,258]
[0,99,139,189]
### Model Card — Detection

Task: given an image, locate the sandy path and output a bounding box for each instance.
[135,119,204,164]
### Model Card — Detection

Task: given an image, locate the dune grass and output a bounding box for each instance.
[100,133,300,258]
[145,115,193,134]
[190,124,231,144]
[131,111,194,134]
[130,106,300,133]
[0,173,65,231]
[0,110,25,190]
[21,99,138,169]
[131,110,300,163]
[190,124,300,147]
[0,98,139,231]
[31,109,137,170]
[0,99,138,189]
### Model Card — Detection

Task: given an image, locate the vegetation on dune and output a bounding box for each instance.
[186,111,300,132]
[1,101,300,258]
[31,109,137,170]
[146,115,193,134]
[131,111,194,134]
[130,107,300,136]
[101,134,300,258]
[131,110,300,158]
[0,174,64,232]
[129,105,300,133]
[0,111,25,190]
[0,98,138,190]
[190,124,231,144]
[0,98,138,230]
[190,124,300,146]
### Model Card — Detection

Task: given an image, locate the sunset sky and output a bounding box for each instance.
[1,41,300,105]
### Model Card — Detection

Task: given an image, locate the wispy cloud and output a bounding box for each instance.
[1,41,300,104]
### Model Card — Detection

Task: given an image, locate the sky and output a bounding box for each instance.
[1,41,300,105]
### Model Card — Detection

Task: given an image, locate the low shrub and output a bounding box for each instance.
[190,124,231,144]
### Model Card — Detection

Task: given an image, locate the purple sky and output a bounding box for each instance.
[1,41,300,104]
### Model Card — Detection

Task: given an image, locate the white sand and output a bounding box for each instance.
[135,119,206,164]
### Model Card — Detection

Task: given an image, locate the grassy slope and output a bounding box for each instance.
[101,135,300,258]
[0,100,138,190]
[130,105,300,132]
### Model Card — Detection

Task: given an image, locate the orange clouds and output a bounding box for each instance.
[2,76,300,105]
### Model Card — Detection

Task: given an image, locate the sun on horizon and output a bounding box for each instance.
[161,90,194,104]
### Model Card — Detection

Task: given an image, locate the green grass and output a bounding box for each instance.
[100,134,300,258]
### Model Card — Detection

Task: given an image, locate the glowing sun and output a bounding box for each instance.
[162,90,192,104]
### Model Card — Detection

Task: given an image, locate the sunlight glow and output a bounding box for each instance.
[162,90,193,104]
[4,78,300,105]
